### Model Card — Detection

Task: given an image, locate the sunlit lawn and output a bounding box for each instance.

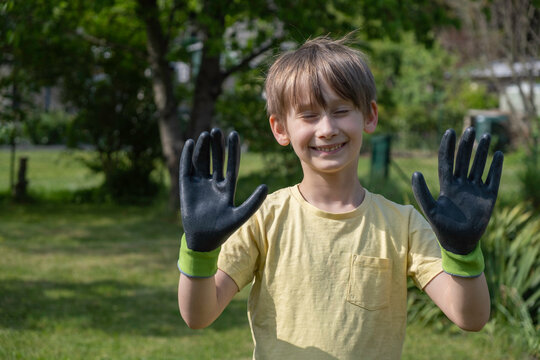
[0,148,103,194]
[0,147,530,359]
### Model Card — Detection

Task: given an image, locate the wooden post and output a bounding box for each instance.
[14,157,28,201]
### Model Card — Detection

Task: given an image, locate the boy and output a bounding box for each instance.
[177,36,503,359]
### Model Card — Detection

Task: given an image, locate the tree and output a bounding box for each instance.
[134,0,456,209]
[370,35,467,149]
[440,0,540,207]
[0,0,49,198]
[442,0,540,146]
[1,0,456,208]
[0,0,162,202]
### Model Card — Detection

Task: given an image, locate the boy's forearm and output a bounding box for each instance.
[425,272,490,331]
[178,274,220,329]
[177,270,239,329]
[446,273,490,330]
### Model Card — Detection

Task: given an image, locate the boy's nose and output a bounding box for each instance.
[316,114,339,139]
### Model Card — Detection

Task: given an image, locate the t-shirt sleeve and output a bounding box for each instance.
[217,212,264,291]
[407,208,443,290]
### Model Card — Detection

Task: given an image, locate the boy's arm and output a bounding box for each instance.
[424,272,490,331]
[177,128,267,328]
[178,270,239,329]
[412,127,503,330]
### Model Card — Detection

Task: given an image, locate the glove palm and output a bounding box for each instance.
[412,127,504,276]
[180,128,268,252]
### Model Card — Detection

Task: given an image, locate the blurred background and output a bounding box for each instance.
[0,0,538,359]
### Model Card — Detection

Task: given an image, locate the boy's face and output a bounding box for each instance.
[270,81,378,177]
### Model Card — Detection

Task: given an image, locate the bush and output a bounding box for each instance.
[23,110,74,145]
[519,133,540,209]
[520,157,540,210]
[78,150,162,204]
[61,41,162,204]
[406,203,540,358]
[482,204,540,357]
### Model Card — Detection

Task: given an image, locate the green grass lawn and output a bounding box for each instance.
[0,202,254,359]
[0,147,532,359]
[0,148,103,195]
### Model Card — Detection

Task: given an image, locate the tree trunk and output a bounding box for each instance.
[137,0,183,211]
[187,50,224,139]
[186,0,226,139]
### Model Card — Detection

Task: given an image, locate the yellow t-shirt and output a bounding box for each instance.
[218,186,442,360]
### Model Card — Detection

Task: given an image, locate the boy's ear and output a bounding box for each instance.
[364,101,378,134]
[269,115,290,146]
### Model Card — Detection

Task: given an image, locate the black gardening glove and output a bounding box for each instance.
[178,128,267,277]
[411,127,504,276]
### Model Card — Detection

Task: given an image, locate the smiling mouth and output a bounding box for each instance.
[312,142,346,152]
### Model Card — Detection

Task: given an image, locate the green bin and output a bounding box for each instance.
[371,135,392,179]
[473,115,509,151]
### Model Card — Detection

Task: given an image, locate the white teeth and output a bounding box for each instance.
[315,143,343,151]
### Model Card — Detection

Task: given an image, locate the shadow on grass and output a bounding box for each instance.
[0,278,249,337]
[0,202,179,247]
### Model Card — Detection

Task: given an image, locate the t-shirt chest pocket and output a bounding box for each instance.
[346,255,391,310]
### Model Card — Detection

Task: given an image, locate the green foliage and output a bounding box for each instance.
[482,204,540,357]
[216,69,302,180]
[449,82,499,110]
[519,152,540,210]
[23,111,75,145]
[0,120,19,145]
[518,118,540,209]
[0,1,163,203]
[356,0,458,46]
[79,152,162,204]
[2,0,461,206]
[216,70,272,153]
[406,203,540,357]
[67,68,161,203]
[371,35,477,150]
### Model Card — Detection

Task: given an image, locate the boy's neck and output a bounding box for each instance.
[298,170,366,213]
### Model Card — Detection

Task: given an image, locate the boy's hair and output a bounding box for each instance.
[265,36,377,120]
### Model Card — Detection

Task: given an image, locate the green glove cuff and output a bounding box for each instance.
[178,234,221,278]
[440,242,484,277]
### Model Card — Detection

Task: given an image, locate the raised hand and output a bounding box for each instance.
[412,127,504,256]
[180,128,268,252]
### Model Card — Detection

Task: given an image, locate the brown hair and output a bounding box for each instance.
[265,36,376,120]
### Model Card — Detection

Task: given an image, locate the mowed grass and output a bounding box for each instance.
[0,148,103,195]
[0,147,531,359]
[0,202,254,359]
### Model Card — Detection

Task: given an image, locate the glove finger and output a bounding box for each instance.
[412,171,437,218]
[226,131,241,191]
[438,129,456,190]
[193,131,211,177]
[180,139,195,179]
[454,127,475,179]
[469,133,490,184]
[232,184,268,226]
[211,128,225,182]
[179,139,195,213]
[486,151,504,196]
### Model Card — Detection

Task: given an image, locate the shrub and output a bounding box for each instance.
[23,110,74,145]
[483,204,540,357]
[519,144,540,210]
[407,203,540,359]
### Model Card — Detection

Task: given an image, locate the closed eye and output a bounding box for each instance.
[298,112,318,120]
[334,109,350,116]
